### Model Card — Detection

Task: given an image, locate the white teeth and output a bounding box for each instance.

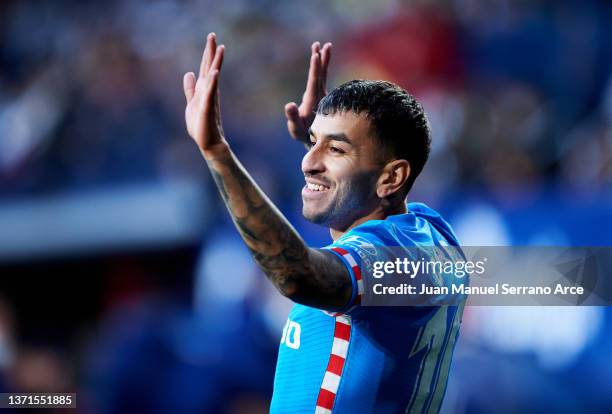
[307,183,328,192]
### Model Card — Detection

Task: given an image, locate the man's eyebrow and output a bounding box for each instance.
[308,128,353,144]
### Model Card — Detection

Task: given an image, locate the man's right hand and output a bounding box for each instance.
[184,33,227,160]
[284,41,332,144]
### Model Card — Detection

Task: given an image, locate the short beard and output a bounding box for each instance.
[303,170,379,231]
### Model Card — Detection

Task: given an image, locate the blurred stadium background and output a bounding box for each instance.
[1,0,611,413]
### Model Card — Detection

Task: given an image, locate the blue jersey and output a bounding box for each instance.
[270,203,466,414]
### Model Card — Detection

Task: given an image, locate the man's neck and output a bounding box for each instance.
[329,201,407,241]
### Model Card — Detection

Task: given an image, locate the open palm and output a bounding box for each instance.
[183,33,226,156]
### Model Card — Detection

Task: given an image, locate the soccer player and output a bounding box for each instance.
[183,33,465,414]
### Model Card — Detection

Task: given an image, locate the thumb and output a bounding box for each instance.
[285,102,305,139]
[284,102,300,120]
[183,72,196,102]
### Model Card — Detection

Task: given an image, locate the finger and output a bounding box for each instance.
[304,52,321,109]
[311,41,321,55]
[202,69,220,112]
[199,33,216,78]
[284,102,301,123]
[320,42,332,88]
[321,42,332,64]
[285,102,304,138]
[210,45,225,72]
[183,72,196,102]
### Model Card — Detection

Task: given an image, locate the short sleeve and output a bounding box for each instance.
[323,220,466,313]
[323,245,364,314]
[322,224,393,314]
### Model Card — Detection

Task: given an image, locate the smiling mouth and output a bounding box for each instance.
[306,182,330,192]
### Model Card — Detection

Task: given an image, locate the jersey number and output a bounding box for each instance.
[280,319,301,349]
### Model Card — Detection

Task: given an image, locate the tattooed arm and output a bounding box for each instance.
[204,145,352,309]
[182,33,351,310]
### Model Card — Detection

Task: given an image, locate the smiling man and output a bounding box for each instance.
[183,33,465,414]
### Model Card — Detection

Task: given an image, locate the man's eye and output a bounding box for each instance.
[330,147,344,154]
[308,140,316,147]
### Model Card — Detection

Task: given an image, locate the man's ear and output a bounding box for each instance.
[376,159,411,198]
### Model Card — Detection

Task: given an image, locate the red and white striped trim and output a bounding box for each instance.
[331,247,363,306]
[315,314,352,414]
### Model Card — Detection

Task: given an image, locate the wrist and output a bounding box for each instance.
[201,141,231,161]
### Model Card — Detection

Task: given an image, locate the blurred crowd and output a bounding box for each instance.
[1,0,612,413]
[1,0,611,198]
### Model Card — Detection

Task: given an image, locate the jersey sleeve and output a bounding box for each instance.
[322,220,465,314]
[323,245,364,314]
[322,222,394,314]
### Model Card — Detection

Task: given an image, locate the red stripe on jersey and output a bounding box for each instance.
[353,265,362,280]
[315,315,352,413]
[334,321,351,341]
[331,247,349,256]
[327,354,345,376]
[316,388,336,410]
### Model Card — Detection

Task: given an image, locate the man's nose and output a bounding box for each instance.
[301,144,326,176]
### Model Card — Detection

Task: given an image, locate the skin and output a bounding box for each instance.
[284,41,332,145]
[303,112,410,239]
[183,33,410,310]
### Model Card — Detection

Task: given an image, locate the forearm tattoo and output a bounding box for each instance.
[205,149,351,309]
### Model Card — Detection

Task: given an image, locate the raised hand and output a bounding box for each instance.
[183,33,226,158]
[285,41,332,144]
